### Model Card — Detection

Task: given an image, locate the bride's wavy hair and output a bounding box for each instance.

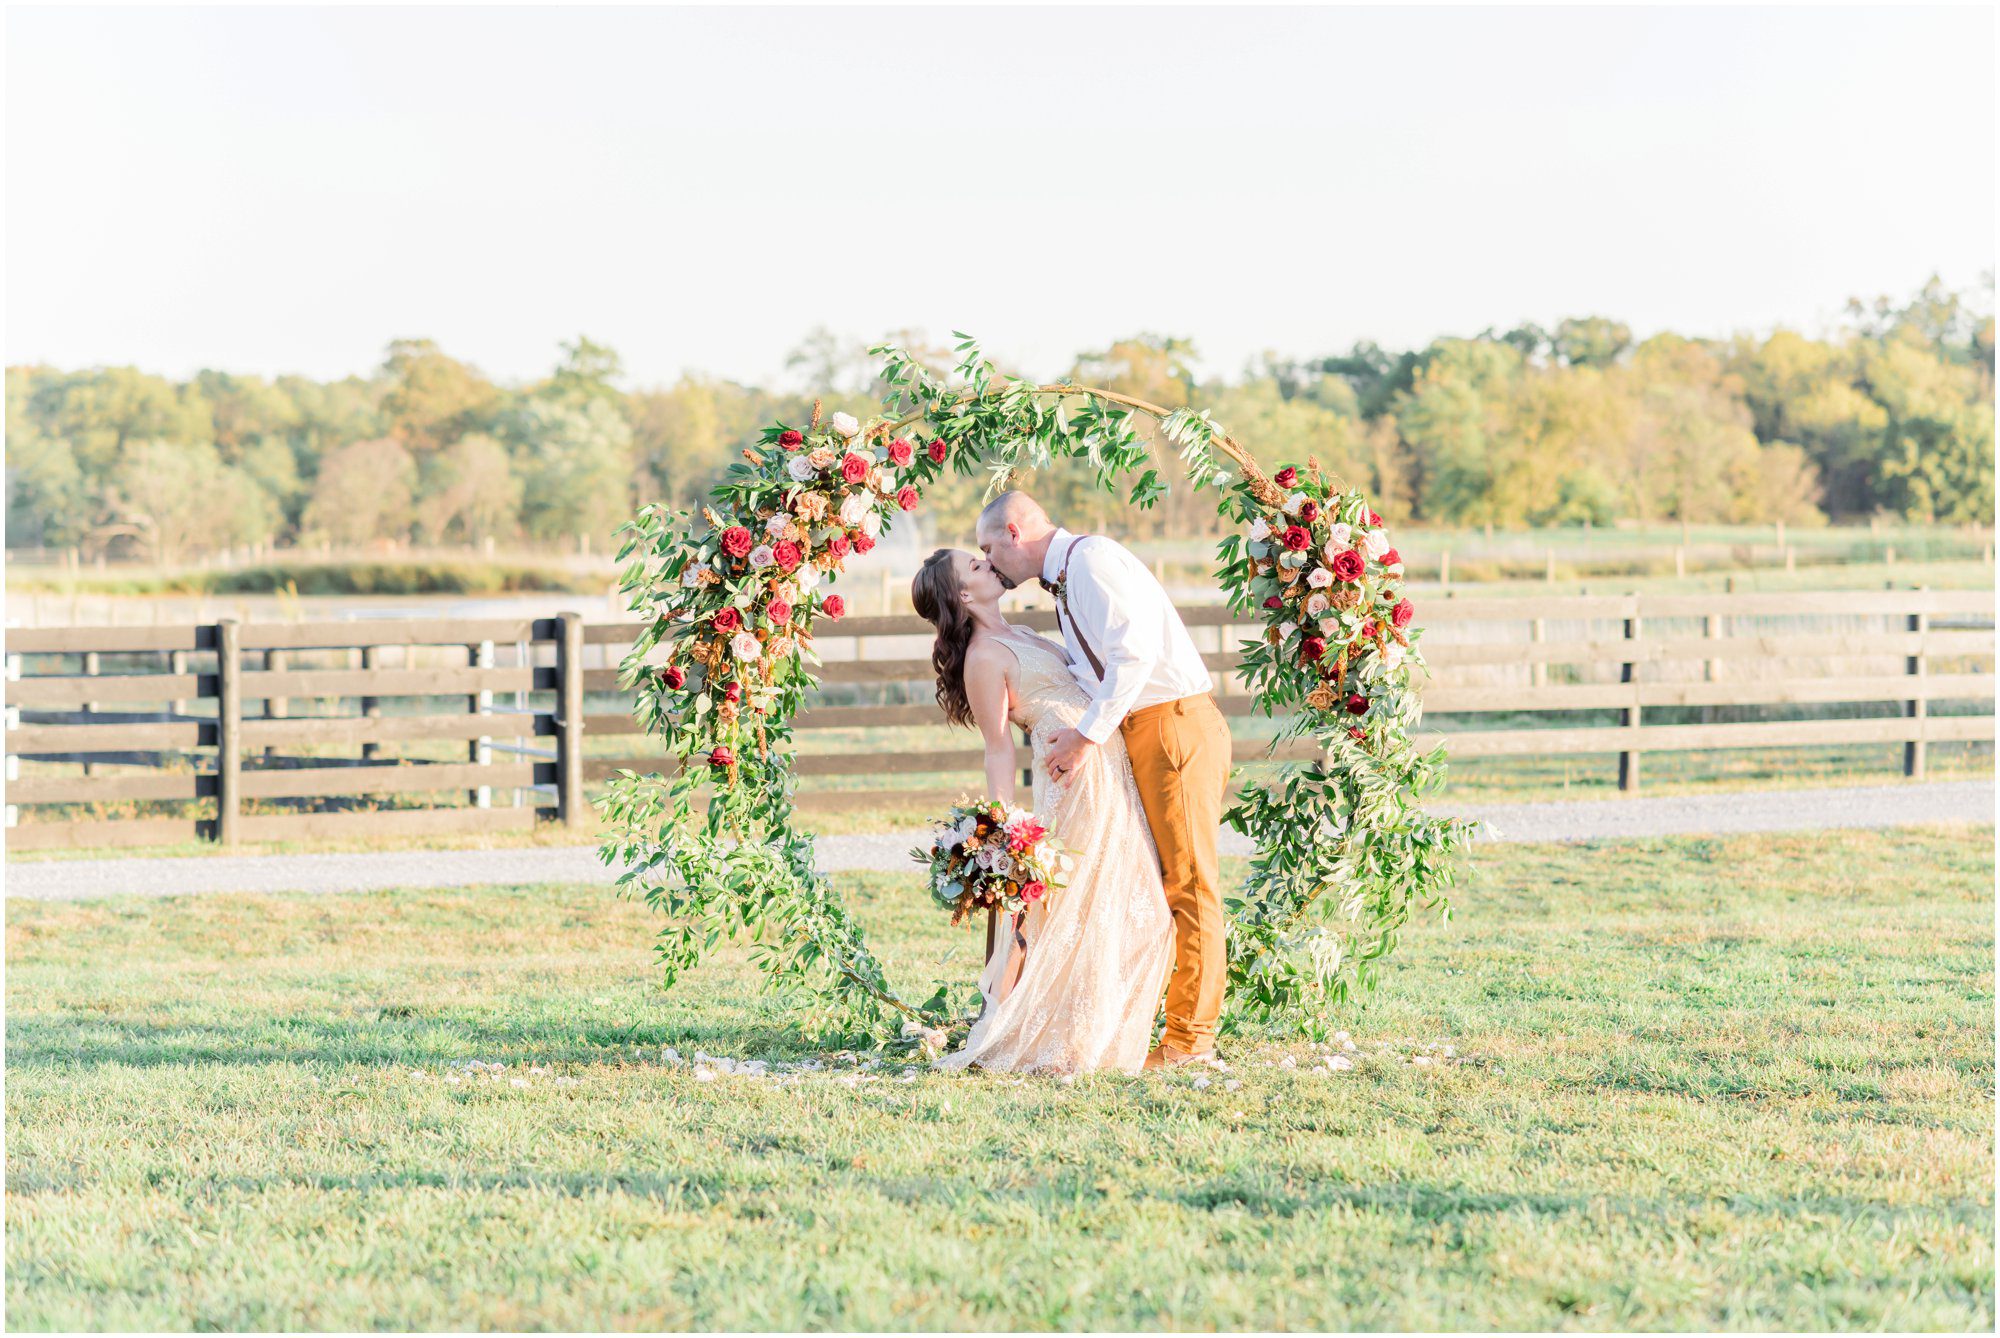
[910,548,976,728]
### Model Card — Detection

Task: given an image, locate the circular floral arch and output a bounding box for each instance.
[598,336,1475,1041]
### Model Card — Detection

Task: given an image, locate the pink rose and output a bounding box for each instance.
[840,453,870,484]
[1021,879,1048,903]
[886,438,914,467]
[822,594,847,619]
[767,598,791,626]
[1392,598,1414,628]
[853,533,875,555]
[772,540,802,573]
[896,485,920,512]
[827,535,851,560]
[927,437,947,463]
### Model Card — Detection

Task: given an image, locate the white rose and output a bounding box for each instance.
[748,544,776,570]
[1360,529,1389,560]
[830,412,860,438]
[795,563,821,592]
[1283,491,1308,515]
[1325,522,1351,548]
[1307,567,1334,589]
[838,492,871,526]
[1383,643,1407,671]
[1305,592,1330,617]
[730,631,762,661]
[766,513,794,537]
[680,564,709,588]
[1248,517,1271,542]
[1278,620,1299,640]
[786,456,816,483]
[860,510,882,537]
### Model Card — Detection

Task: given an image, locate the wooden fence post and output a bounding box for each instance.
[555,611,586,827]
[1904,587,1928,779]
[81,650,99,777]
[1439,550,1451,588]
[1530,618,1547,689]
[4,647,19,833]
[1701,612,1722,725]
[217,619,242,845]
[360,645,381,760]
[1618,610,1641,793]
[471,640,494,808]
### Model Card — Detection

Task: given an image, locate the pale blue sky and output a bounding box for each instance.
[5,5,1993,388]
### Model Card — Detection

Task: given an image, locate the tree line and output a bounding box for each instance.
[6,278,1991,564]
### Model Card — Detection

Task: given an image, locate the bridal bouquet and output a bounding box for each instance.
[914,800,1073,925]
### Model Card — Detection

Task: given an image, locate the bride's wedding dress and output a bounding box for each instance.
[936,626,1176,1075]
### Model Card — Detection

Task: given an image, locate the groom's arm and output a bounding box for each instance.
[1070,547,1166,744]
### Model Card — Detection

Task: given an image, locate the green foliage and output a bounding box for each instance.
[4,279,1990,563]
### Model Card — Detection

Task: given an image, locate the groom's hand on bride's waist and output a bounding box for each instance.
[1045,728,1098,782]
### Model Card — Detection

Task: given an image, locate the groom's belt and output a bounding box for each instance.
[1120,692,1221,727]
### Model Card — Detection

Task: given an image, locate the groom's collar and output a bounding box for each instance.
[1040,528,1076,586]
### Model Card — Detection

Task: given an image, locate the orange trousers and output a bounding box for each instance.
[1120,693,1233,1053]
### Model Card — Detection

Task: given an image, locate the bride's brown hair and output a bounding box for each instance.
[910,548,975,728]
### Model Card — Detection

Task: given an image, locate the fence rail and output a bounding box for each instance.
[5,589,1993,850]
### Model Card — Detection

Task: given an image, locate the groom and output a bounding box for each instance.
[975,491,1233,1068]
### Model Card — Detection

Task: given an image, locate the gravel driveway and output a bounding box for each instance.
[7,780,1990,903]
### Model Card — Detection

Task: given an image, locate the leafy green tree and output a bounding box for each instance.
[111,439,278,562]
[1553,316,1633,369]
[413,434,522,545]
[507,397,635,543]
[301,438,417,547]
[378,339,500,453]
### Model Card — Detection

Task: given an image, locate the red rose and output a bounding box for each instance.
[1367,510,1382,526]
[853,532,875,554]
[1275,467,1298,488]
[723,681,742,703]
[712,606,742,633]
[772,540,802,573]
[767,598,791,626]
[1346,693,1369,716]
[827,535,851,560]
[708,746,734,768]
[1392,598,1414,628]
[778,429,804,450]
[1299,500,1319,523]
[720,526,753,559]
[927,437,947,463]
[661,665,685,689]
[822,594,846,619]
[1301,635,1328,662]
[1332,549,1366,582]
[1021,880,1048,903]
[886,438,913,467]
[1348,725,1365,741]
[896,485,920,512]
[840,453,870,484]
[1263,595,1284,610]
[1381,547,1401,567]
[1360,617,1379,639]
[1281,525,1311,552]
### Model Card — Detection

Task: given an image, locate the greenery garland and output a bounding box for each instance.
[597,334,1476,1041]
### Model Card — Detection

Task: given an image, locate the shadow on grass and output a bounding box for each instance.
[5,1011,862,1072]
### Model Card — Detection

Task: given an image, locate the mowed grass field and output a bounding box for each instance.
[6,826,1994,1330]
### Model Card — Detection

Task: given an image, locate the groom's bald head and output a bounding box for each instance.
[976,490,1057,588]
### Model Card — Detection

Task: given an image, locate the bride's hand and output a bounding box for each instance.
[1045,728,1098,782]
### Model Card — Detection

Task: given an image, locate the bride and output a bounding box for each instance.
[910,548,1175,1074]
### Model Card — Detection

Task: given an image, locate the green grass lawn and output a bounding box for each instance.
[7,826,1994,1330]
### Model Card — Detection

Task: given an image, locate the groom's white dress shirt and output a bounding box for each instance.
[1040,527,1214,744]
